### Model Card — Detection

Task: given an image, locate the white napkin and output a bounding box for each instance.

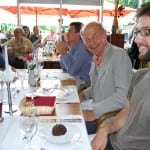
[81,99,93,110]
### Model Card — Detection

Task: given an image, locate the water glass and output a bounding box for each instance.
[37,61,44,70]
[20,115,38,150]
[17,70,26,90]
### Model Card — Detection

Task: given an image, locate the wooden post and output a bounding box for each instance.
[112,0,119,33]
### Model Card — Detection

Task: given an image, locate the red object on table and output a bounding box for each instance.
[26,96,56,106]
[25,96,56,116]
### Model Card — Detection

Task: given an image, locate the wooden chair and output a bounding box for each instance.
[60,79,76,86]
[78,82,91,92]
[139,60,150,68]
[96,109,122,131]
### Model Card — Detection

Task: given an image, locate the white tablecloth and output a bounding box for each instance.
[1,84,79,105]
[0,116,92,150]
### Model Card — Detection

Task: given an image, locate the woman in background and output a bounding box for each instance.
[23,26,31,39]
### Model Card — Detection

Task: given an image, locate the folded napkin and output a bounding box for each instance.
[26,96,56,106]
[81,99,93,110]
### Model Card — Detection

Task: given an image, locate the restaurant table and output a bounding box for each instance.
[0,115,91,150]
[39,54,60,69]
[0,69,92,150]
[1,69,79,105]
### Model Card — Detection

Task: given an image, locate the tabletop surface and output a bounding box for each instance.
[0,69,92,150]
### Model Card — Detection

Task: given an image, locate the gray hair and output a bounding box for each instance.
[14,27,24,35]
[80,21,105,39]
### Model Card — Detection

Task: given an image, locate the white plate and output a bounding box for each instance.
[44,72,73,80]
[39,88,74,99]
[40,123,81,145]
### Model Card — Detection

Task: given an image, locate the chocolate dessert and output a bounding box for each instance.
[52,124,67,136]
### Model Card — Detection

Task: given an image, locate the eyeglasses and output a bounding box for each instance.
[14,31,21,34]
[134,28,150,38]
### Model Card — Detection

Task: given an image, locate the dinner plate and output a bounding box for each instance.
[44,72,73,80]
[40,123,81,145]
[39,88,74,99]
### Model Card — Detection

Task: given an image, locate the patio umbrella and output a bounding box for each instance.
[68,8,135,18]
[0,5,135,17]
[0,6,68,25]
[0,6,68,15]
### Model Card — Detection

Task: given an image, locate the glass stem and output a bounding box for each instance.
[21,80,24,89]
[28,137,32,150]
[24,137,31,150]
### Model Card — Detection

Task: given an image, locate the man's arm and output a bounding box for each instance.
[91,101,130,150]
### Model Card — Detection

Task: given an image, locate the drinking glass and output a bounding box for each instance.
[20,115,38,150]
[17,70,26,90]
[37,61,44,70]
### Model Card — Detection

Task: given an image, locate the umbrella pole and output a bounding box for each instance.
[17,0,21,26]
[99,0,104,24]
[59,0,62,41]
[36,8,38,26]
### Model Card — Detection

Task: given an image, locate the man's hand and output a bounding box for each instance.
[55,41,68,55]
[38,35,42,42]
[82,110,96,121]
[91,128,108,150]
[12,46,21,51]
[78,91,85,101]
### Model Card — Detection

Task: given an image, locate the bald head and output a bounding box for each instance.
[13,27,24,40]
[14,27,24,35]
[80,22,107,57]
[81,22,105,38]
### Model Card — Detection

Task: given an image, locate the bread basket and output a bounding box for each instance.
[19,96,56,116]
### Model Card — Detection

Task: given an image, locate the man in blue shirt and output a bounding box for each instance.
[56,22,92,85]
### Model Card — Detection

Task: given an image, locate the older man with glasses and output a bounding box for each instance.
[7,27,34,69]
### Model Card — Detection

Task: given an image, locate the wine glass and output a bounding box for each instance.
[37,61,44,70]
[17,70,26,90]
[20,115,38,150]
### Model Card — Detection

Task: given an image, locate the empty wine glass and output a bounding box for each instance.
[17,70,26,90]
[37,61,44,70]
[20,115,38,150]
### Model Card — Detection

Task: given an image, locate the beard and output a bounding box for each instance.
[139,47,150,61]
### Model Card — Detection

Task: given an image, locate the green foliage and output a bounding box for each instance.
[38,25,57,34]
[39,25,50,31]
[0,23,7,31]
[106,0,150,8]
[29,64,36,70]
[0,23,15,32]
[7,24,15,32]
[106,0,138,9]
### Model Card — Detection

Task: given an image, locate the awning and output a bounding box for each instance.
[0,5,135,17]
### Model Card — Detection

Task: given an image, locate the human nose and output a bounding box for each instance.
[84,38,93,46]
[134,34,144,45]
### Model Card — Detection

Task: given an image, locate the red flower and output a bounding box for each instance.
[25,55,33,61]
